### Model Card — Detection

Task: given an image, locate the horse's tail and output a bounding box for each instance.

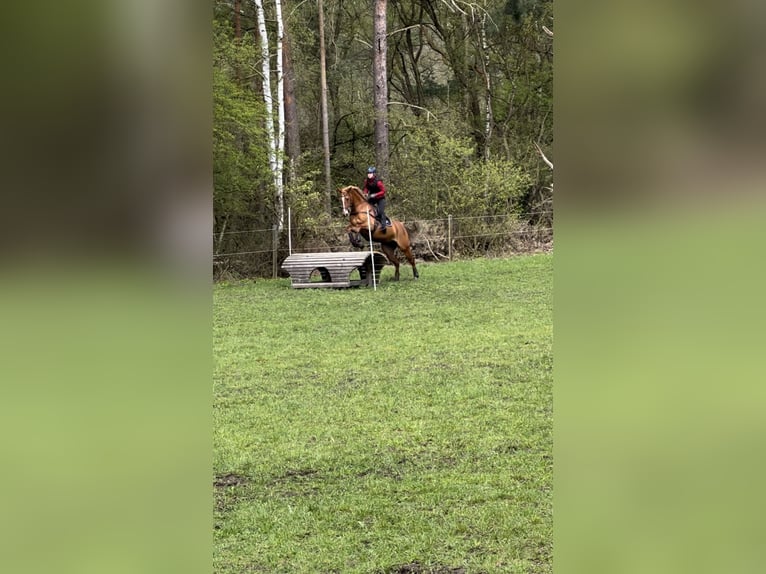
[403,220,420,241]
[389,220,418,253]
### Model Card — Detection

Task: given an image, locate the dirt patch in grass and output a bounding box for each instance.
[280,468,319,479]
[383,563,469,574]
[495,443,522,455]
[267,468,322,498]
[214,472,249,488]
[214,473,250,515]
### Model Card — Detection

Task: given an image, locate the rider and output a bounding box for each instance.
[362,166,387,234]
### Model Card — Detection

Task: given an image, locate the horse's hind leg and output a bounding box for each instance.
[380,243,400,281]
[400,244,419,279]
[394,223,419,279]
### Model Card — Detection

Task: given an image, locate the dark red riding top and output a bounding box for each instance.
[362,177,386,201]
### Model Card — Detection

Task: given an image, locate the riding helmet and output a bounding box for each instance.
[367,166,376,174]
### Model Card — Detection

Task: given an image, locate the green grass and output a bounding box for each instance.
[214,254,552,573]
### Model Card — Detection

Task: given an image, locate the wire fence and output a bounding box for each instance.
[213,212,553,280]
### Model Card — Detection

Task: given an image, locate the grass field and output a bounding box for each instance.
[213,254,552,573]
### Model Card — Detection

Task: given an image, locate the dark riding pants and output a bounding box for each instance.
[371,198,387,229]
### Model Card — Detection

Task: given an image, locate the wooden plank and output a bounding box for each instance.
[291,281,355,289]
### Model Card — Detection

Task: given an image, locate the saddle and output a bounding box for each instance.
[368,206,390,228]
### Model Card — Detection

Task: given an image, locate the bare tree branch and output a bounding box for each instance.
[388,101,436,120]
[421,232,448,260]
[441,1,499,30]
[534,142,554,170]
[439,0,467,16]
[286,0,312,22]
[388,25,421,37]
[354,36,372,49]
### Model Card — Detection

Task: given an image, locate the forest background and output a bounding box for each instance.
[213,0,553,277]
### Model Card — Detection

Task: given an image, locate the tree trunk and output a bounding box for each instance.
[234,0,241,40]
[275,0,286,218]
[283,33,300,184]
[373,0,389,180]
[253,0,282,230]
[461,13,483,157]
[318,0,332,215]
[480,14,492,161]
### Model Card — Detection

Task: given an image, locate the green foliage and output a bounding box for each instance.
[456,159,531,215]
[489,3,553,206]
[284,159,326,228]
[391,121,473,218]
[214,254,553,573]
[213,19,271,221]
[391,119,530,219]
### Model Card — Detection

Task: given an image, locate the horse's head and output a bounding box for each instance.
[339,185,363,217]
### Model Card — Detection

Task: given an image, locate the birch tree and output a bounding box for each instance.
[318,0,332,214]
[275,0,286,221]
[252,0,285,230]
[479,13,492,161]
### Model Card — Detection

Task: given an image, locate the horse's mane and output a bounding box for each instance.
[341,185,366,202]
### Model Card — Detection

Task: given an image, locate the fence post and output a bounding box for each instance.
[287,207,292,256]
[272,224,279,279]
[448,214,453,261]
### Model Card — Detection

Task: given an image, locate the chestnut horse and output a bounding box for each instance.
[339,185,419,280]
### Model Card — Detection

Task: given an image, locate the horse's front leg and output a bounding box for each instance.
[347,230,364,249]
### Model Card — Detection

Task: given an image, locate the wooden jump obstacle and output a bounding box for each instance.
[281,251,388,289]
